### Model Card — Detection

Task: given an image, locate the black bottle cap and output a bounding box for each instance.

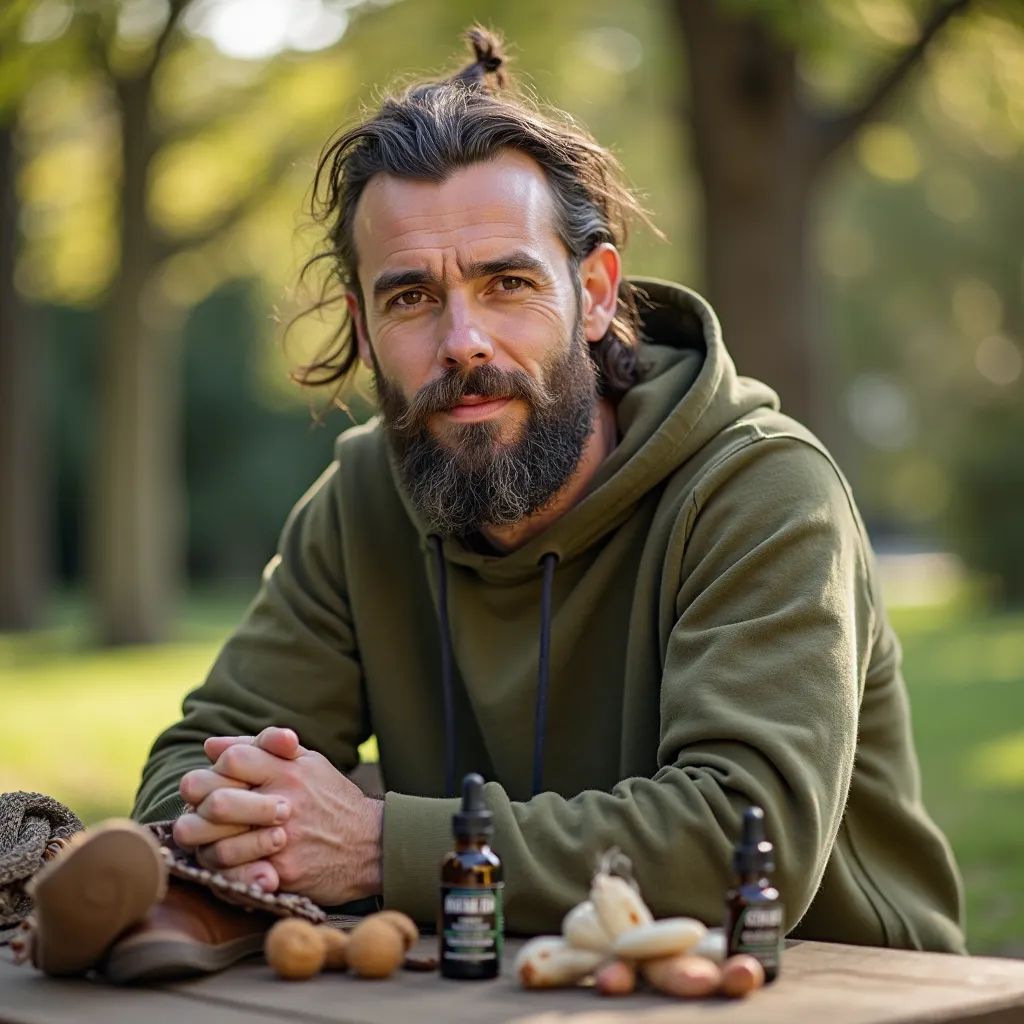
[733,806,775,875]
[453,773,493,838]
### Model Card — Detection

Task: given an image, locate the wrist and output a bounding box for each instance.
[353,797,384,899]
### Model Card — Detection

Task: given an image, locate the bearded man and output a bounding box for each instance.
[21,28,963,981]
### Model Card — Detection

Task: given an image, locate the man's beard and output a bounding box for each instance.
[374,319,597,536]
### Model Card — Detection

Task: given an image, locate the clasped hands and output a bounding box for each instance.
[171,726,383,906]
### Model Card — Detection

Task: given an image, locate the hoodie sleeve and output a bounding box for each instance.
[131,461,369,824]
[381,436,874,934]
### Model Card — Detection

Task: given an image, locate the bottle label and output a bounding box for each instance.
[440,884,504,966]
[731,904,784,970]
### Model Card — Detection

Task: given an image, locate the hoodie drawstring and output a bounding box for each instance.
[429,536,559,800]
[430,536,458,799]
[532,552,558,798]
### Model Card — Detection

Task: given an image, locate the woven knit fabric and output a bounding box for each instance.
[0,792,83,945]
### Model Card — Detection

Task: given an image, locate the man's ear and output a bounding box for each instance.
[346,291,373,368]
[578,243,622,343]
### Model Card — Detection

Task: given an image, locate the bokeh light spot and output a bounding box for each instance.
[857,124,921,182]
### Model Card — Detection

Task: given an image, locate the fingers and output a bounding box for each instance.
[254,727,307,760]
[180,767,249,807]
[174,789,290,846]
[204,728,306,767]
[195,826,288,872]
[173,813,250,849]
[210,741,293,787]
[199,787,291,828]
[204,735,254,762]
[219,860,280,893]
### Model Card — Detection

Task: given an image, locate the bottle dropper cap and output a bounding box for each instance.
[733,806,775,875]
[453,773,493,838]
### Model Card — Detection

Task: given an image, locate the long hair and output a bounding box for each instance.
[290,26,657,405]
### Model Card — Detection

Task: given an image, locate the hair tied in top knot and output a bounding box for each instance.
[452,25,508,90]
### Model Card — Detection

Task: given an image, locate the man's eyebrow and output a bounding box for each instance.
[371,267,441,300]
[371,251,549,301]
[462,251,549,280]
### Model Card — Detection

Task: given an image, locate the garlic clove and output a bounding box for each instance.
[612,917,707,960]
[692,927,726,964]
[562,900,613,953]
[514,936,606,989]
[589,873,653,938]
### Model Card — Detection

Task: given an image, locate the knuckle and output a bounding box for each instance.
[172,815,196,846]
[259,828,282,856]
[274,854,296,888]
[179,770,203,802]
[206,789,233,820]
[220,746,245,775]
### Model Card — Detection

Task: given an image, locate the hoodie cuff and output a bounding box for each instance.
[382,791,460,925]
[133,791,188,825]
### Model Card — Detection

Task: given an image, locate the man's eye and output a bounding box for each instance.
[394,290,426,307]
[497,276,529,292]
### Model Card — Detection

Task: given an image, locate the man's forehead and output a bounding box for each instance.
[353,152,561,275]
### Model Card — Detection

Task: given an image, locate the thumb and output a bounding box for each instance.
[255,726,307,760]
[204,735,254,763]
[222,860,280,894]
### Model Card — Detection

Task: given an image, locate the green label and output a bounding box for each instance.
[731,904,784,970]
[440,885,504,965]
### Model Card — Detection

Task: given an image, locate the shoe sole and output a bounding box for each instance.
[104,930,266,984]
[27,818,166,976]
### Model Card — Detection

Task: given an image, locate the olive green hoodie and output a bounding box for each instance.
[133,280,964,953]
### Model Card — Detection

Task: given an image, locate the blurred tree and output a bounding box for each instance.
[0,121,46,630]
[0,0,53,630]
[9,0,355,643]
[674,0,978,436]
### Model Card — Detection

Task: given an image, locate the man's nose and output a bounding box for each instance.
[436,295,493,370]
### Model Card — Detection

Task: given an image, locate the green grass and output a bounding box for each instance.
[0,592,378,822]
[2,592,1022,953]
[890,602,1024,955]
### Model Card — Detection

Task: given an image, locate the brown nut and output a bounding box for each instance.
[595,959,637,996]
[720,954,765,998]
[317,926,350,971]
[265,918,326,980]
[373,910,419,951]
[347,916,405,979]
[642,954,722,999]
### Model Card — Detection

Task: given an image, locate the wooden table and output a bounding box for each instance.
[4,938,1024,1024]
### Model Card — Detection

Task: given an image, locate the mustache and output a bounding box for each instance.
[393,364,555,434]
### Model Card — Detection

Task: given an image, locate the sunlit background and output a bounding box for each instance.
[1,0,1023,955]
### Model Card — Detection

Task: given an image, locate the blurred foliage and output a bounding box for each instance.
[1,0,1023,594]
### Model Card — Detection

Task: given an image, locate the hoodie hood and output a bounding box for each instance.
[396,279,779,582]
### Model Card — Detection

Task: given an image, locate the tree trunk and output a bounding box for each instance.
[89,74,180,645]
[0,122,47,630]
[675,0,830,440]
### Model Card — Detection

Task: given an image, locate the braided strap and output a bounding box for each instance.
[0,792,84,944]
[146,821,326,924]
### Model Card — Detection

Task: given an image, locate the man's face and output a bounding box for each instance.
[349,151,618,535]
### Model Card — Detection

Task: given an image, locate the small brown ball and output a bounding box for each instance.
[265,918,326,980]
[373,910,419,951]
[642,954,722,999]
[720,954,765,998]
[347,916,406,979]
[595,959,637,996]
[318,926,350,971]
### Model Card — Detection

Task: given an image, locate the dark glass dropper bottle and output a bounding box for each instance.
[439,773,504,980]
[724,806,785,982]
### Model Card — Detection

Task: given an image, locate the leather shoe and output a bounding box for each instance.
[104,877,274,984]
[27,818,166,976]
